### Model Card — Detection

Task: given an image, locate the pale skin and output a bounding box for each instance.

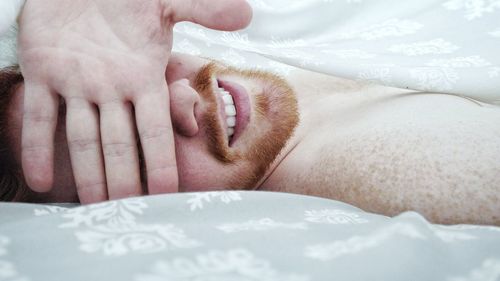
[17,0,252,204]
[6,53,500,225]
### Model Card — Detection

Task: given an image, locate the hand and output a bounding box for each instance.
[17,0,252,203]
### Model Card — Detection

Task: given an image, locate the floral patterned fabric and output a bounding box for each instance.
[171,0,500,104]
[1,191,500,281]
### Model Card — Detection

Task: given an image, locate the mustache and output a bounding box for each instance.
[192,62,299,189]
[193,62,245,163]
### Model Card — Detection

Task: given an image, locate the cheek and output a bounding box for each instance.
[174,136,232,192]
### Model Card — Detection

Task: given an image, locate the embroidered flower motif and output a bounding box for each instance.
[265,61,295,76]
[73,224,200,256]
[135,249,309,281]
[187,191,242,211]
[357,67,393,85]
[59,198,200,256]
[221,48,247,66]
[388,39,460,56]
[409,67,459,91]
[426,56,492,68]
[33,205,68,216]
[443,0,500,20]
[433,230,477,243]
[304,209,369,225]
[59,198,147,228]
[305,223,426,261]
[220,32,253,50]
[173,39,201,56]
[267,38,308,49]
[0,235,29,281]
[217,218,307,233]
[335,19,423,40]
[175,25,213,46]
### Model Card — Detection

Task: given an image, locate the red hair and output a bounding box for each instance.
[0,66,27,201]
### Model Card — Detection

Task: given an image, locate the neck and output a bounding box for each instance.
[258,68,411,192]
[257,68,371,188]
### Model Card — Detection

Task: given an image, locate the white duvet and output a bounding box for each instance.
[172,0,500,104]
[1,192,500,281]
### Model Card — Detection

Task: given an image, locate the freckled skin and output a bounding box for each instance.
[262,69,500,225]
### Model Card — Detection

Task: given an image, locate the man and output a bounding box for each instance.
[1,52,499,225]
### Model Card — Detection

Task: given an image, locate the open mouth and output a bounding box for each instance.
[216,79,251,147]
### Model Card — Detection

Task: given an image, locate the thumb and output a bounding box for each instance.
[171,0,252,31]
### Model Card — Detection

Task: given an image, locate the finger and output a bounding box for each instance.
[172,0,253,31]
[134,90,178,195]
[99,101,142,200]
[21,82,58,192]
[66,98,107,204]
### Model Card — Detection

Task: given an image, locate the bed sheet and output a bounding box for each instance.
[1,191,500,281]
[172,0,500,104]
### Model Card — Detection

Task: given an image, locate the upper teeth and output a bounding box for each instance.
[218,87,236,137]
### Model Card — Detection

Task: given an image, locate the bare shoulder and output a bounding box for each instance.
[264,89,500,225]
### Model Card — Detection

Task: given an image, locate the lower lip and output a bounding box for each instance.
[217,79,251,146]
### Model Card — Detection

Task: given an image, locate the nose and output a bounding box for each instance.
[169,79,200,137]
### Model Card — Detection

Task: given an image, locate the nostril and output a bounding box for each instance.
[169,79,199,137]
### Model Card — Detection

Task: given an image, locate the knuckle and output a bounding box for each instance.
[65,96,88,107]
[68,137,100,152]
[102,142,135,158]
[139,125,172,142]
[148,164,177,175]
[21,143,50,153]
[23,110,56,124]
[77,181,106,191]
[98,99,124,111]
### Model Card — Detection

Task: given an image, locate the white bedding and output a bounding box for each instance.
[1,192,500,281]
[172,0,500,104]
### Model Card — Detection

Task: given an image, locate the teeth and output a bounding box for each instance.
[218,88,229,95]
[218,86,237,142]
[226,116,236,127]
[225,104,236,116]
[222,94,234,105]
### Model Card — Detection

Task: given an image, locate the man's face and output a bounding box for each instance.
[6,53,299,200]
[166,53,299,191]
